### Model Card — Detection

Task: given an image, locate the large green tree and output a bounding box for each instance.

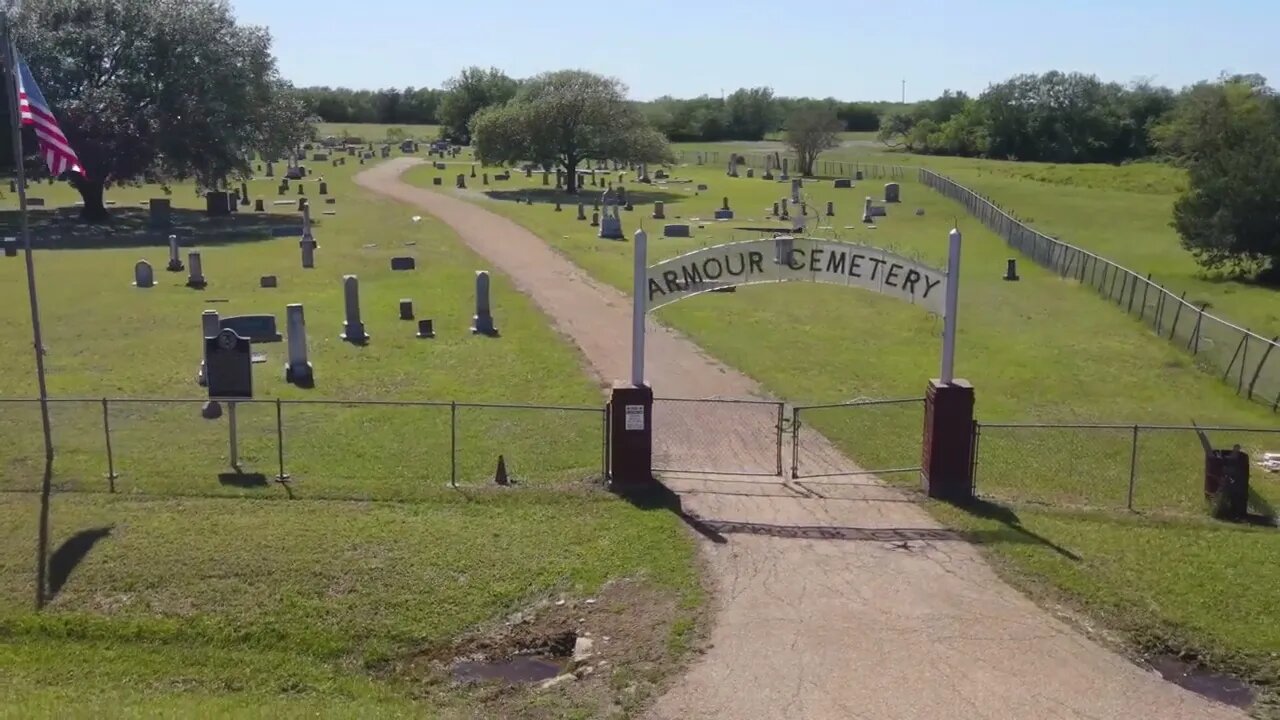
[1156,76,1280,277]
[12,0,310,221]
[437,66,517,144]
[470,70,671,194]
[784,104,842,176]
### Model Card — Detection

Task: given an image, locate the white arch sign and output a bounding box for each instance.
[629,232,963,387]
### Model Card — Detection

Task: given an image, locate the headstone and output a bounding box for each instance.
[598,206,623,239]
[205,191,230,217]
[297,198,307,211]
[1004,259,1020,282]
[265,162,274,177]
[456,174,466,189]
[150,198,172,229]
[884,183,900,203]
[590,211,599,227]
[416,318,435,338]
[722,196,730,211]
[834,178,852,189]
[298,184,305,195]
[746,168,754,178]
[862,196,874,223]
[133,260,154,288]
[163,234,184,272]
[577,203,586,220]
[239,182,250,205]
[554,201,562,212]
[771,201,779,216]
[826,201,835,217]
[714,209,734,220]
[340,275,368,343]
[471,165,477,178]
[663,224,690,238]
[471,271,497,336]
[318,182,328,195]
[284,304,313,386]
[390,256,416,271]
[2,237,16,257]
[790,179,801,204]
[220,314,282,343]
[696,184,708,191]
[780,158,789,180]
[186,251,206,288]
[432,177,442,186]
[652,201,665,219]
[260,275,277,288]
[300,238,316,269]
[482,173,489,185]
[780,198,790,217]
[399,298,414,320]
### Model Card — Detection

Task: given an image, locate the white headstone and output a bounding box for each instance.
[166,234,183,271]
[285,303,313,385]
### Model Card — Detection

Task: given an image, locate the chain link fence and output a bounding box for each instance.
[0,397,606,500]
[674,150,907,180]
[652,398,783,476]
[974,422,1280,515]
[791,398,924,479]
[920,168,1280,410]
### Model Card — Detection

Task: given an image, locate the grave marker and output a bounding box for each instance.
[471,271,498,336]
[884,182,900,203]
[133,260,154,288]
[339,275,368,343]
[390,256,416,271]
[220,314,282,342]
[186,252,206,288]
[284,304,313,386]
[399,299,414,320]
[165,234,184,271]
[150,198,172,229]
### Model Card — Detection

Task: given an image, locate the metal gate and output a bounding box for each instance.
[790,398,925,479]
[652,398,784,476]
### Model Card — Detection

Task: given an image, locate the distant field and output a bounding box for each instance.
[315,122,441,141]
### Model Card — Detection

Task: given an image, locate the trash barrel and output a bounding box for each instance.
[1205,448,1249,520]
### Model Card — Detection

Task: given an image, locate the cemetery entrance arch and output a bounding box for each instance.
[613,233,968,495]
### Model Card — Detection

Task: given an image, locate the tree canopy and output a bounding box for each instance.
[470,70,671,194]
[784,104,843,176]
[437,66,518,144]
[1156,76,1280,278]
[13,0,311,221]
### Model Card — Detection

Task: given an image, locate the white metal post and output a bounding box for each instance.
[631,229,647,386]
[940,228,962,384]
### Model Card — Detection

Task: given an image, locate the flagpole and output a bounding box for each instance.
[3,4,55,611]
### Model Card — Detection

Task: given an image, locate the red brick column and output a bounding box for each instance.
[921,379,975,502]
[609,382,654,488]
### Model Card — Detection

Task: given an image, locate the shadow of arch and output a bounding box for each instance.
[48,526,113,598]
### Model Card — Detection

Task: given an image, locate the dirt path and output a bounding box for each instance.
[358,159,1242,720]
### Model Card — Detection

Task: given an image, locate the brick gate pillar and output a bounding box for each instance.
[609,382,655,488]
[921,379,975,502]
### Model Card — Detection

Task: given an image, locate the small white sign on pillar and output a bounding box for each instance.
[625,404,645,431]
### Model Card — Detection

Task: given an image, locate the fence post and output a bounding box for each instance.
[775,403,784,477]
[1125,272,1138,313]
[102,398,117,492]
[1247,337,1279,400]
[1224,334,1246,382]
[1237,335,1249,394]
[601,406,610,482]
[450,401,458,488]
[1154,287,1166,334]
[1127,425,1138,511]
[275,398,289,483]
[1138,274,1151,320]
[1167,291,1187,340]
[1191,305,1206,354]
[790,407,800,479]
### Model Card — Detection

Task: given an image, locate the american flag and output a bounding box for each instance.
[16,53,83,177]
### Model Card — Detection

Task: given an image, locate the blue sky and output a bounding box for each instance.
[232,0,1277,100]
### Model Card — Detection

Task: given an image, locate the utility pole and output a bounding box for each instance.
[901,79,906,104]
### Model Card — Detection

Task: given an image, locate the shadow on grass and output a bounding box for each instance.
[0,207,313,251]
[953,498,1082,560]
[480,187,686,206]
[1245,487,1277,527]
[218,471,269,488]
[47,526,113,598]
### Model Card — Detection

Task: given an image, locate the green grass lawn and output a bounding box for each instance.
[408,150,1280,711]
[0,151,702,716]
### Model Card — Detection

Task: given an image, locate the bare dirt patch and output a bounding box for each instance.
[390,579,705,719]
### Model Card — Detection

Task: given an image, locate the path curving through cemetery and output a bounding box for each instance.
[357,158,1243,720]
